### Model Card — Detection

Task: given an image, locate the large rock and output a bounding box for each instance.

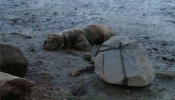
[0,72,34,99]
[95,36,155,87]
[0,43,28,77]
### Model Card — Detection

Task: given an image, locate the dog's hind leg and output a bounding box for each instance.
[75,34,92,50]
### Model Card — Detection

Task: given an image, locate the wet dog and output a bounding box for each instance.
[43,24,115,50]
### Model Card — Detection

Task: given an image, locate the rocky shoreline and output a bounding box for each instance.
[1,0,175,99]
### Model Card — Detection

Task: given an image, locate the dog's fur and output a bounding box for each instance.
[43,24,115,50]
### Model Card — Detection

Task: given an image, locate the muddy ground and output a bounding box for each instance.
[0,0,175,100]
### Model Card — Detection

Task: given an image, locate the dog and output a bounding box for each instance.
[43,24,115,50]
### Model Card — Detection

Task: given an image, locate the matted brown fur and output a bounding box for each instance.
[43,24,115,50]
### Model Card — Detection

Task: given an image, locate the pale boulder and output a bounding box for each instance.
[95,36,155,86]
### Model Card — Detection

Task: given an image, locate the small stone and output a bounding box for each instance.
[71,86,86,96]
[13,18,18,23]
[161,41,167,46]
[42,71,49,75]
[143,37,150,39]
[83,52,90,56]
[152,47,159,51]
[80,66,95,73]
[31,48,35,52]
[23,35,32,39]
[46,18,51,21]
[71,69,80,77]
[53,11,58,15]
[83,52,91,61]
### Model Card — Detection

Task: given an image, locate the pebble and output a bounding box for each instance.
[71,69,80,77]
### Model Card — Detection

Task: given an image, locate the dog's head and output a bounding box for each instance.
[43,33,64,50]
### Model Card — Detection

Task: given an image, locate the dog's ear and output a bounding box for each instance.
[62,31,71,48]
